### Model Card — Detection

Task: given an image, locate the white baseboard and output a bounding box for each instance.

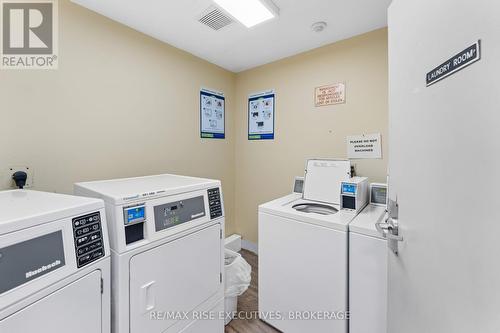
[225,234,241,252]
[241,239,258,254]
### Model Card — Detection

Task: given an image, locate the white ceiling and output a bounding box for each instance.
[72,0,392,72]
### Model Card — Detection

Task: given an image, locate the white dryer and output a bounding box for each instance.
[0,190,111,333]
[259,159,354,333]
[348,204,388,333]
[75,174,225,333]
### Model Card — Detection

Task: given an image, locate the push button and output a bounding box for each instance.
[89,232,101,242]
[78,254,91,266]
[76,235,90,246]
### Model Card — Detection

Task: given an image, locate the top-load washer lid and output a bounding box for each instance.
[292,203,338,215]
[302,159,351,205]
[258,194,355,232]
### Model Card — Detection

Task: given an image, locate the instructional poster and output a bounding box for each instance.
[248,89,275,140]
[200,88,225,139]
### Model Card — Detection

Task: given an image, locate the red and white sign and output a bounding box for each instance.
[314,83,346,107]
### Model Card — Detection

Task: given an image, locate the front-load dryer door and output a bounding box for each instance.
[129,224,222,333]
[0,270,102,333]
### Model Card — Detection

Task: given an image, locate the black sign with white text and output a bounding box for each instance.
[426,41,481,86]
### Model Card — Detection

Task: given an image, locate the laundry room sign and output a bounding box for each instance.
[347,133,382,159]
[426,40,481,86]
[314,83,346,107]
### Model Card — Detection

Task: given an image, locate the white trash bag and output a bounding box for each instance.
[225,249,251,297]
[224,249,251,325]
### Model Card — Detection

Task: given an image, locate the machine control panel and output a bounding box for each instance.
[340,177,369,214]
[370,183,388,207]
[154,196,206,232]
[72,212,105,268]
[208,188,222,219]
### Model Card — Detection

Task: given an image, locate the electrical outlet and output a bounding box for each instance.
[2,166,34,189]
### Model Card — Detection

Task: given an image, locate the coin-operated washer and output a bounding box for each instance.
[75,174,225,333]
[259,159,355,333]
[0,190,111,333]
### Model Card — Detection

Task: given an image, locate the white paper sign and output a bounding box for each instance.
[347,133,382,159]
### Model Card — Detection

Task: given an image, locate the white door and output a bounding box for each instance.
[387,1,500,332]
[129,224,222,333]
[0,270,102,333]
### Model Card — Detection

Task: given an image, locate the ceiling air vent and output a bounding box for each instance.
[198,6,233,31]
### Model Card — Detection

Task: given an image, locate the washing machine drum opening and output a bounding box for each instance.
[292,203,338,215]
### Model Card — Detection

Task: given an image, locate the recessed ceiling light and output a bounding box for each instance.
[213,0,279,28]
[311,21,327,33]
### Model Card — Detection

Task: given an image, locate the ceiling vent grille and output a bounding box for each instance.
[198,6,233,31]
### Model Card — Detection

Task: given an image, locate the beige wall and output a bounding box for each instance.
[0,1,238,234]
[233,28,388,243]
[0,2,388,243]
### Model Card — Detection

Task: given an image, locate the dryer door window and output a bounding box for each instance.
[0,270,102,333]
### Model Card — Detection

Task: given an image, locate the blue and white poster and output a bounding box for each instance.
[200,88,225,139]
[248,89,275,140]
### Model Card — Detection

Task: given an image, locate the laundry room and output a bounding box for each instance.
[1,1,498,333]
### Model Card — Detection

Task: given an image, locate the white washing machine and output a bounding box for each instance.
[0,190,111,333]
[258,159,354,333]
[75,174,225,333]
[349,204,388,333]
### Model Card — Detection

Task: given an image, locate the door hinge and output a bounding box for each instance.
[101,278,104,294]
[220,229,223,239]
[220,273,223,284]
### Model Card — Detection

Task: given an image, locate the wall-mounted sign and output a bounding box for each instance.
[314,83,346,107]
[347,133,382,159]
[248,89,275,140]
[200,88,225,139]
[426,40,481,87]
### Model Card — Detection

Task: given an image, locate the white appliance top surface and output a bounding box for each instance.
[0,190,103,234]
[303,159,351,205]
[75,174,219,204]
[349,204,387,239]
[259,193,356,232]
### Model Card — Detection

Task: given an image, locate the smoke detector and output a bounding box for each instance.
[199,6,234,31]
[311,21,327,33]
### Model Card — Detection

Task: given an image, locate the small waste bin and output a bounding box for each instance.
[224,249,251,325]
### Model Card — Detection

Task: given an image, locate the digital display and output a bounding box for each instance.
[154,196,206,232]
[294,178,304,193]
[125,206,145,224]
[342,183,357,195]
[371,187,387,205]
